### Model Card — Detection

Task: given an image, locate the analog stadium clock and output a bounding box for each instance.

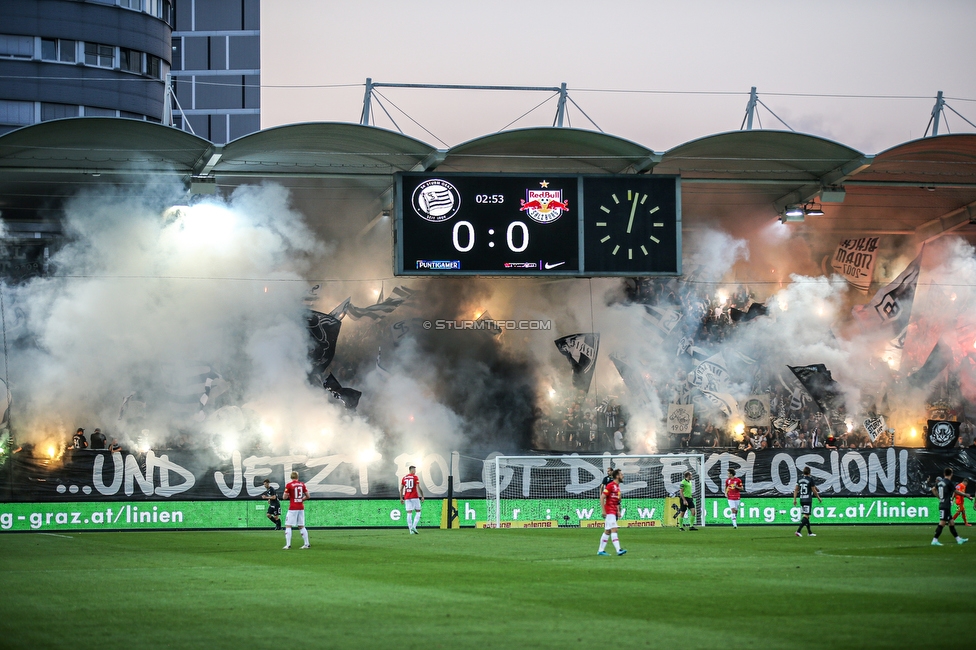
[582,175,680,275]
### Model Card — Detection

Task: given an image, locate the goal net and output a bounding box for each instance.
[484,454,705,528]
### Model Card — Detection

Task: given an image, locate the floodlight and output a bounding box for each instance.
[803,202,825,216]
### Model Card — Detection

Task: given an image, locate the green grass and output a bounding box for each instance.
[1,525,974,649]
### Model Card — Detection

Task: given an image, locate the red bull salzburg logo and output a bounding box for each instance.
[520,180,568,224]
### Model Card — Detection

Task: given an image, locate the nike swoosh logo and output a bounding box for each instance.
[544,261,566,269]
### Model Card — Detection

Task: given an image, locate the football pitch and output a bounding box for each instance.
[1,525,974,649]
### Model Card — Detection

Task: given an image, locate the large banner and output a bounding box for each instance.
[0,495,942,532]
[0,499,456,532]
[831,237,880,293]
[2,448,974,502]
[489,496,941,527]
[1,449,488,502]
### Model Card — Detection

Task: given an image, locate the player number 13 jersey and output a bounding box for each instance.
[285,480,308,510]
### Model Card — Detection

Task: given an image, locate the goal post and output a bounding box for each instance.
[485,454,705,528]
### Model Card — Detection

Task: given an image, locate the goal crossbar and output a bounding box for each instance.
[486,453,705,528]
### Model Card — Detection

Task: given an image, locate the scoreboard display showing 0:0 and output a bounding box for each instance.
[396,173,581,275]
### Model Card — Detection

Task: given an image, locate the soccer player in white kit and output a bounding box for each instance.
[400,465,425,534]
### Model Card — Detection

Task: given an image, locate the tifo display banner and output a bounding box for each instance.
[0,499,460,532]
[2,448,974,502]
[666,403,694,434]
[831,237,880,293]
[699,448,976,498]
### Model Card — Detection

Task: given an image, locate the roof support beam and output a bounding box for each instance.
[914,200,976,245]
[191,144,223,177]
[622,152,663,174]
[411,149,447,172]
[772,155,874,212]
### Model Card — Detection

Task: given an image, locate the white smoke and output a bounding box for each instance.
[6,180,381,456]
[6,174,976,459]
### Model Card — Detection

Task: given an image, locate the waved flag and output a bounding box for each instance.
[853,251,921,338]
[555,333,600,393]
[788,364,846,414]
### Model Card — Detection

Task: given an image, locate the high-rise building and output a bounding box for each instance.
[170,0,260,144]
[0,0,173,135]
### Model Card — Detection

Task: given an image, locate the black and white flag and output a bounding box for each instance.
[555,333,600,393]
[341,286,416,320]
[908,339,953,388]
[863,415,886,442]
[307,310,343,376]
[324,373,362,410]
[854,251,921,338]
[610,353,654,406]
[643,305,682,339]
[729,302,768,323]
[688,353,738,416]
[788,364,846,414]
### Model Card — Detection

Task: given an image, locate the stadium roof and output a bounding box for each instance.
[1,118,975,241]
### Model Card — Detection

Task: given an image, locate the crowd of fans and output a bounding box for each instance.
[532,276,976,452]
[70,427,121,452]
[532,396,628,452]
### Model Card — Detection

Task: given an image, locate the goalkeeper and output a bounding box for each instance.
[678,471,698,530]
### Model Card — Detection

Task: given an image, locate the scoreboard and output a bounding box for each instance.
[395,173,680,276]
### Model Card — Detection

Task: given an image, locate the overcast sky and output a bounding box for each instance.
[261,0,976,154]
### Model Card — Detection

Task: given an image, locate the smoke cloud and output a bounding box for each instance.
[4,178,975,460]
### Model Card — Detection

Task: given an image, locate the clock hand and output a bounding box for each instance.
[626,193,639,234]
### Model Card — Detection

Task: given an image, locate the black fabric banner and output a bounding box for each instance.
[2,447,974,503]
[926,420,960,449]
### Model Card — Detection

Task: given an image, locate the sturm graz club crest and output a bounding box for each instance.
[412,179,461,223]
[520,180,568,224]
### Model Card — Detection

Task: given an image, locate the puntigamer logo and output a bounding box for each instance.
[412,179,461,222]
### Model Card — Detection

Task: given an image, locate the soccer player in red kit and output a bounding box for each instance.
[400,464,425,534]
[283,471,310,549]
[724,468,744,529]
[951,478,972,526]
[598,468,627,556]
